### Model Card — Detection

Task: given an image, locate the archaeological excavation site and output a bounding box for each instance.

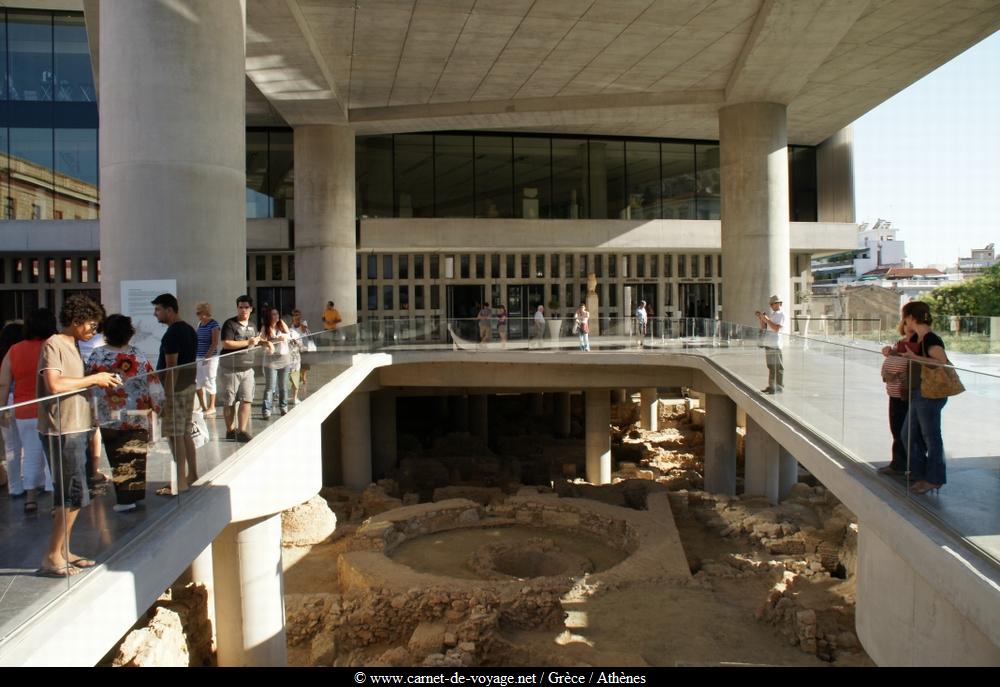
[104,390,872,668]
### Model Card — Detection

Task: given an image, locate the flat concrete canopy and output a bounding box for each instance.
[235,0,1000,142]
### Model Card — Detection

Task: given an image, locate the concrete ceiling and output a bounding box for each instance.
[240,0,1000,144]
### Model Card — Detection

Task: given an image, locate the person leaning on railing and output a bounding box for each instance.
[878,319,918,477]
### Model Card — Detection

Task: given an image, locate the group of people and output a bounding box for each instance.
[475,303,508,344]
[754,295,951,495]
[0,292,330,578]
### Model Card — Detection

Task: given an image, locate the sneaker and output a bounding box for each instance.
[760,387,775,394]
[226,430,237,441]
[235,431,254,443]
[280,408,288,416]
[113,503,137,513]
[262,412,271,420]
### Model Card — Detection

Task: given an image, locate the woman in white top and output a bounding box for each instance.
[260,307,291,419]
[574,303,591,352]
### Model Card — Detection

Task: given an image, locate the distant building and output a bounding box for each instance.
[811,219,907,289]
[957,243,996,276]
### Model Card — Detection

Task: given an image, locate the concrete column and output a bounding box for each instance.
[530,393,544,417]
[778,446,799,501]
[469,394,488,440]
[99,0,245,314]
[371,393,397,480]
[542,392,555,416]
[294,125,357,327]
[213,515,286,667]
[449,395,469,432]
[341,392,372,490]
[611,389,627,405]
[744,417,780,504]
[704,394,737,496]
[585,391,611,485]
[719,102,790,327]
[640,388,658,432]
[555,393,572,438]
[321,409,342,486]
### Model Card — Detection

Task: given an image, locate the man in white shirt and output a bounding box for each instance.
[756,295,785,394]
[635,300,648,348]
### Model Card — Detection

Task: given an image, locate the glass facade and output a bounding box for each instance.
[245,129,293,219]
[349,132,817,223]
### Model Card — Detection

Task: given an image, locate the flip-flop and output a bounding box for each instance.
[36,565,80,578]
[68,557,96,569]
[155,486,173,497]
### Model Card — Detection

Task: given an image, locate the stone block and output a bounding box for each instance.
[408,622,447,656]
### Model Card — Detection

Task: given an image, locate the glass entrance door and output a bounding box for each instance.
[680,283,715,319]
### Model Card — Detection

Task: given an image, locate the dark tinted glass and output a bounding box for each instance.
[552,139,588,219]
[514,137,550,219]
[10,127,53,218]
[55,128,97,219]
[626,140,660,219]
[356,135,393,218]
[695,144,720,220]
[475,135,512,218]
[246,130,270,218]
[435,134,472,217]
[662,143,696,219]
[395,134,434,217]
[269,131,293,218]
[8,13,51,102]
[589,140,625,219]
[54,14,93,102]
[789,145,817,222]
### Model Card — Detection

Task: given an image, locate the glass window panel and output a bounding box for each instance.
[550,254,559,278]
[288,255,295,281]
[491,254,499,278]
[514,137,550,219]
[579,255,587,278]
[255,255,266,281]
[14,258,24,282]
[414,285,424,310]
[399,285,409,310]
[534,255,544,279]
[589,140,625,219]
[399,255,408,280]
[272,255,282,281]
[383,255,393,279]
[476,254,485,278]
[435,134,473,217]
[8,12,52,101]
[367,255,377,280]
[636,255,646,278]
[54,14,93,102]
[430,285,440,310]
[789,146,817,222]
[269,131,294,219]
[608,254,617,278]
[383,285,393,310]
[475,135,513,218]
[0,19,6,102]
[677,254,686,278]
[10,128,54,219]
[663,254,672,278]
[62,258,72,282]
[695,143,720,220]
[608,284,617,307]
[564,284,573,310]
[650,255,658,278]
[414,255,424,279]
[520,255,529,279]
[552,139,588,219]
[356,254,361,279]
[626,140,660,219]
[46,258,55,283]
[505,254,514,278]
[246,131,270,218]
[704,255,713,278]
[565,254,573,278]
[395,134,434,217]
[430,255,439,279]
[54,128,97,219]
[29,258,39,283]
[691,254,700,278]
[367,285,377,310]
[662,143,696,219]
[356,135,393,218]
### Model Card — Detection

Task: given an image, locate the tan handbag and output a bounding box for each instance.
[920,360,965,399]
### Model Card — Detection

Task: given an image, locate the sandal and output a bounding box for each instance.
[36,565,80,578]
[24,499,38,514]
[156,486,174,497]
[68,557,96,568]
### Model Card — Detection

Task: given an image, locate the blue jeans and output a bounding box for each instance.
[578,331,590,350]
[903,385,947,485]
[263,366,289,414]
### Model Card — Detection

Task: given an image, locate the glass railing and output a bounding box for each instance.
[2,315,998,644]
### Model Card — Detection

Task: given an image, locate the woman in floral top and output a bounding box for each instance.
[87,314,164,512]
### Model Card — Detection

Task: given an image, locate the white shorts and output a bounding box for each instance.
[196,355,219,394]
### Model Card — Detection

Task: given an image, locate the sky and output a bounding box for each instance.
[852,29,1000,268]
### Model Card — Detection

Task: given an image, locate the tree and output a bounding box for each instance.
[924,263,1000,320]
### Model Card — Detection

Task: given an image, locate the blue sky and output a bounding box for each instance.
[852,30,1000,268]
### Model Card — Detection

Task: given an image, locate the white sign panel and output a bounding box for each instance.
[120,279,176,362]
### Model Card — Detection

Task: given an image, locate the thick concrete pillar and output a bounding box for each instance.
[719,102,790,327]
[99,0,245,314]
[371,393,397,479]
[213,515,286,667]
[530,393,544,417]
[555,393,572,438]
[585,391,611,485]
[640,388,658,432]
[341,392,372,490]
[611,389,627,405]
[704,394,737,496]
[469,394,488,440]
[778,447,799,501]
[449,395,470,432]
[744,416,780,504]
[294,125,357,327]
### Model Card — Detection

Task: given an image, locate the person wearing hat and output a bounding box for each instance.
[756,295,785,394]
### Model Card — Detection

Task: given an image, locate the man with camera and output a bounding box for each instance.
[756,295,785,394]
